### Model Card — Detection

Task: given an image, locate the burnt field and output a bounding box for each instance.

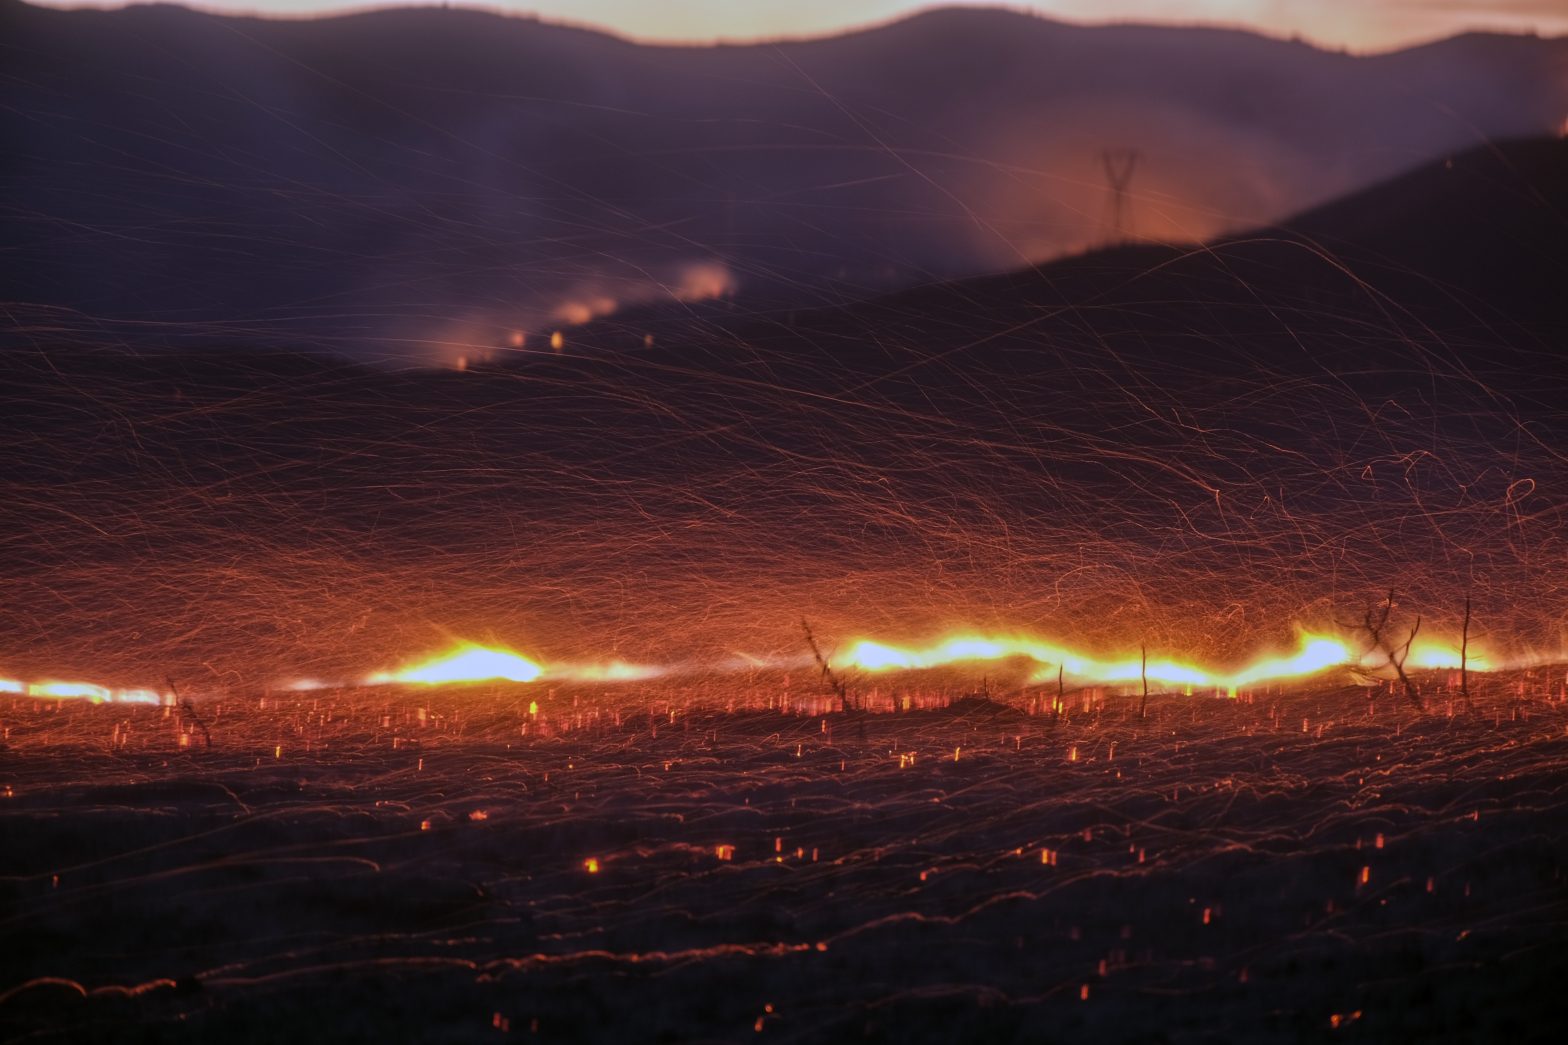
[4,676,1568,1043]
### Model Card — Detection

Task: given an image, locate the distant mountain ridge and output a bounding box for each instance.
[3,0,1565,362]
[565,135,1567,432]
[585,135,1568,341]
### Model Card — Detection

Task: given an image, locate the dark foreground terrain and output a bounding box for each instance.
[4,675,1567,1042]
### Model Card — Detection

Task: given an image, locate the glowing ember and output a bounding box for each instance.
[370,644,543,686]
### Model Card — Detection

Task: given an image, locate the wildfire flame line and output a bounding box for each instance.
[1,626,1527,705]
[846,631,1495,695]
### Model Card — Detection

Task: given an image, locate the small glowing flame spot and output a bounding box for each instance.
[374,644,543,686]
[716,844,735,861]
[584,857,599,874]
[550,331,564,352]
[1406,640,1491,671]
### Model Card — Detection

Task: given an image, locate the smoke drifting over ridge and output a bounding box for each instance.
[3,1,1566,363]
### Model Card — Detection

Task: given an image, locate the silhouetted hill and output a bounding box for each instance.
[2,139,1563,685]
[3,0,1565,362]
[577,137,1567,395]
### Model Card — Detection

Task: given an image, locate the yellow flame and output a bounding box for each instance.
[551,660,664,683]
[845,631,1355,691]
[1228,636,1351,689]
[8,679,165,704]
[1406,639,1492,671]
[113,688,167,705]
[28,681,112,702]
[371,644,543,686]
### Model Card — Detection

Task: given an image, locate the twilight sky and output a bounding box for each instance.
[30,0,1568,52]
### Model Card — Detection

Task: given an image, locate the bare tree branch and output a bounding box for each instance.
[1356,591,1425,713]
[801,619,849,713]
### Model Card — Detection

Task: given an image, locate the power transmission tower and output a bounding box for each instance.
[1101,148,1140,243]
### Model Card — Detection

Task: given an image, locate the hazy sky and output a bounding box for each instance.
[31,0,1568,52]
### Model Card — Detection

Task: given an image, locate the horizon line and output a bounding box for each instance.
[18,0,1568,58]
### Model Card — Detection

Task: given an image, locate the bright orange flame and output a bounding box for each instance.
[19,681,164,705]
[840,627,1531,693]
[550,660,664,683]
[371,644,543,686]
[1406,639,1492,671]
[1227,636,1351,689]
[28,681,112,702]
[845,631,1354,692]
